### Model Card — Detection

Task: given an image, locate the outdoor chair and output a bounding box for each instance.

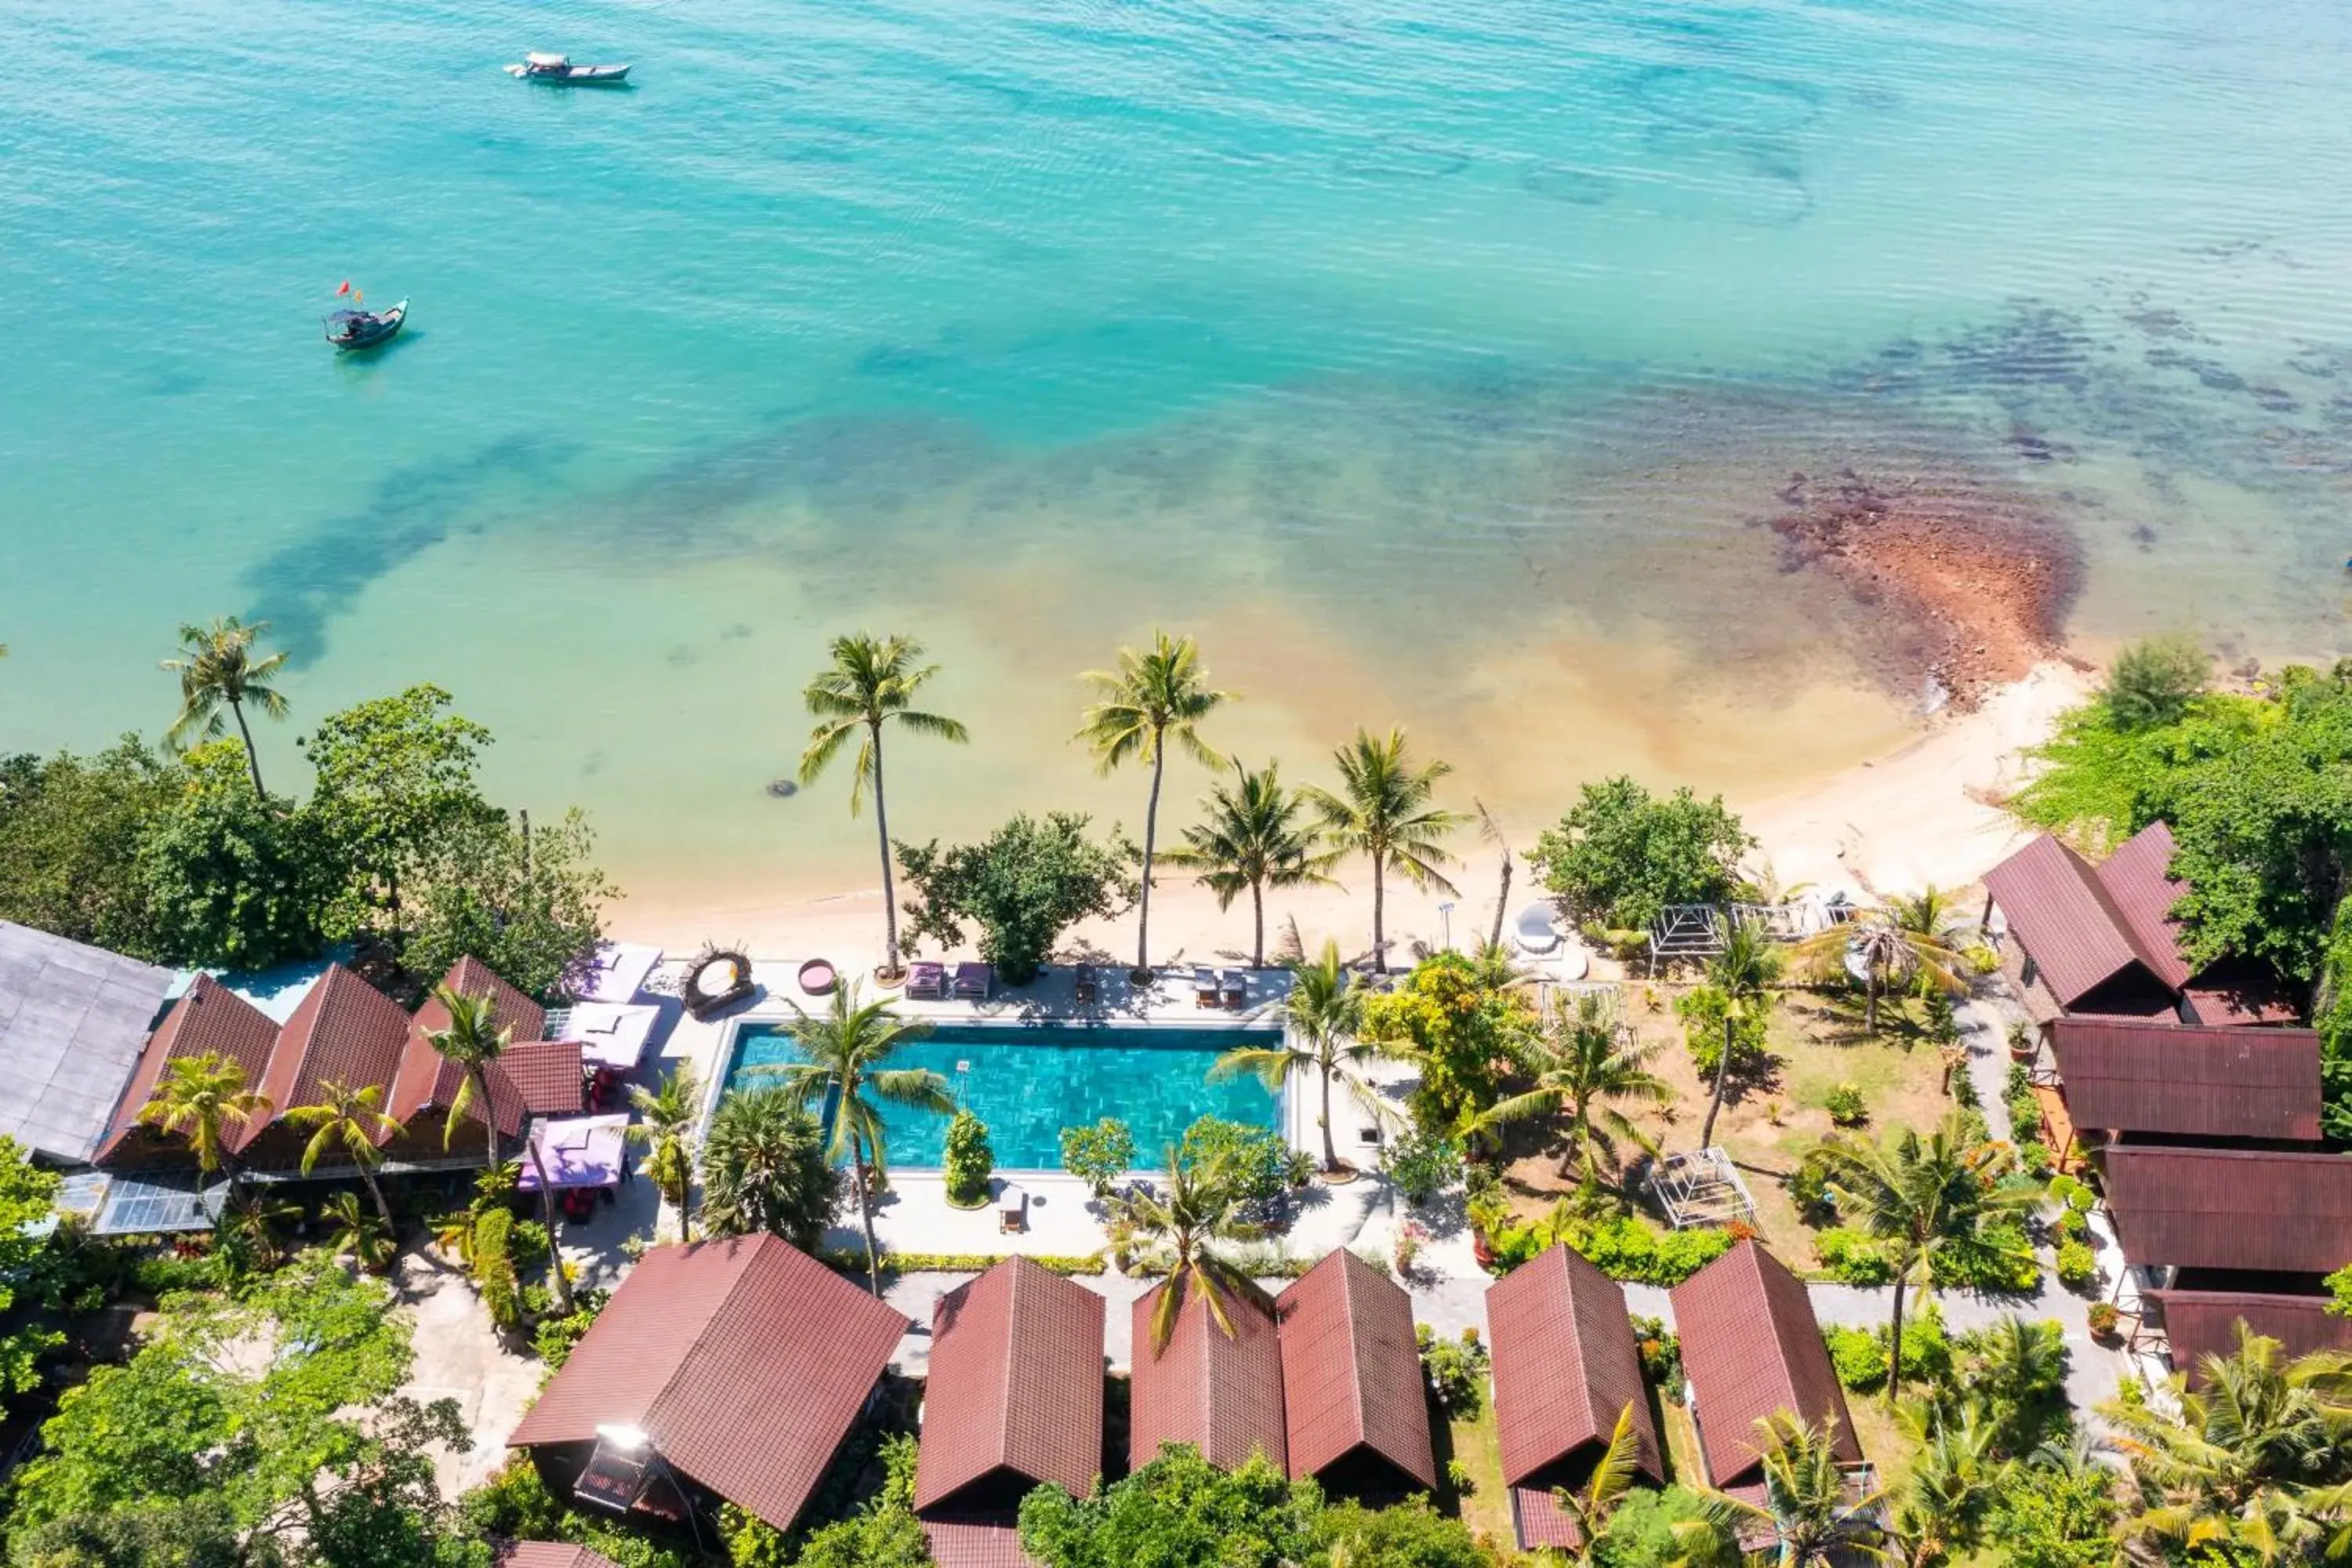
[1220,968,1246,1008]
[953,961,993,1000]
[999,1184,1026,1233]
[1193,966,1219,1007]
[1073,964,1099,1004]
[905,961,946,1000]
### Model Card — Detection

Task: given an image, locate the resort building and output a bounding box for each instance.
[1486,1243,1662,1552]
[2044,1017,2322,1145]
[1127,1281,1288,1474]
[509,1235,912,1535]
[913,1258,1105,1567]
[1984,822,2295,1027]
[382,957,582,1165]
[0,921,176,1167]
[229,964,416,1170]
[2098,1145,2352,1277]
[1669,1242,1864,1504]
[1273,1249,1437,1500]
[92,974,280,1168]
[2143,1288,2352,1384]
[492,1546,619,1568]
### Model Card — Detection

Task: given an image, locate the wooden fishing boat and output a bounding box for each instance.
[505,53,632,85]
[324,299,406,351]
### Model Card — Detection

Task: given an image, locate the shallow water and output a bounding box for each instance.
[8,0,2352,907]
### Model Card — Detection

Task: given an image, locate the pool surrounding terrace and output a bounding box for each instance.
[721,1021,1283,1171]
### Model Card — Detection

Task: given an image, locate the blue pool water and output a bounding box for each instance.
[723,1022,1283,1171]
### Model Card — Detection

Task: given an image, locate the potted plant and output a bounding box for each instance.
[2007,1022,2038,1064]
[2086,1301,2122,1341]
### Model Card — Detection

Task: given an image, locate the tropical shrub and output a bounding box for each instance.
[2055,1239,2096,1290]
[1313,1496,1489,1568]
[896,811,1139,985]
[463,1459,693,1568]
[1359,951,1537,1134]
[1824,1325,1889,1392]
[532,1288,608,1370]
[942,1109,995,1207]
[1528,776,1754,933]
[1822,1305,1951,1392]
[1179,1116,1291,1208]
[1484,1207,1733,1286]
[782,1433,930,1568]
[1630,1315,1683,1398]
[699,1085,841,1251]
[2328,1261,2352,1318]
[1824,1081,1868,1127]
[1982,1449,2119,1568]
[2085,1301,2121,1337]
[1060,1117,1135,1196]
[1674,984,1769,1078]
[471,1208,521,1330]
[1928,1215,2040,1292]
[1416,1323,1490,1417]
[1019,1446,1320,1568]
[1814,1226,1895,1286]
[1376,1127,1463,1207]
[818,1249,1106,1277]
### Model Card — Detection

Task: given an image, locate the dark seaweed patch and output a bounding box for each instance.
[1520,165,1614,205]
[1628,64,1824,134]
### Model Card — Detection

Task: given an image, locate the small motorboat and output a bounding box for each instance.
[505,52,631,85]
[324,299,407,351]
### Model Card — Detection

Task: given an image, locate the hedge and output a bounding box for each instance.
[819,1249,1108,1277]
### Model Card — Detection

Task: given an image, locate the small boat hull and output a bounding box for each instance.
[504,61,631,85]
[325,299,407,352]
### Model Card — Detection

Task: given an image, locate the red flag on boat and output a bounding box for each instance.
[336,280,352,296]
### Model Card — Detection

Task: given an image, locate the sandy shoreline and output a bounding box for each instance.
[604,660,2093,969]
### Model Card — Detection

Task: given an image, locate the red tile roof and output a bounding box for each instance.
[2049,1018,2322,1142]
[510,1236,911,1531]
[1127,1281,1287,1473]
[913,1258,1105,1516]
[1487,1245,1663,1550]
[493,1546,619,1568]
[1273,1250,1436,1494]
[96,975,281,1167]
[387,959,557,1142]
[1669,1242,1860,1489]
[2149,1290,2352,1385]
[232,965,412,1161]
[2100,1145,2352,1274]
[1984,824,2190,1008]
[921,1521,1035,1568]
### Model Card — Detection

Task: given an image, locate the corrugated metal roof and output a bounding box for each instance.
[2049,1018,2321,1141]
[0,921,176,1163]
[492,1545,619,1568]
[233,964,411,1162]
[913,1258,1105,1515]
[2149,1290,2352,1384]
[96,974,281,1167]
[1984,824,2190,1007]
[1669,1242,1860,1489]
[2101,1145,2352,1274]
[1127,1281,1287,1473]
[510,1236,912,1531]
[1487,1245,1661,1549]
[1274,1250,1437,1493]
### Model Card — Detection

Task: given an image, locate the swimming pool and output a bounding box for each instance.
[720,1022,1283,1171]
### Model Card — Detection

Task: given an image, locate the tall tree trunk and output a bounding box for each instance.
[1250,880,1265,970]
[872,720,903,978]
[524,1130,575,1312]
[672,1141,694,1244]
[474,1067,500,1173]
[1865,967,1880,1033]
[1371,853,1388,975]
[1699,1014,1732,1149]
[230,699,266,797]
[851,1129,881,1297]
[1558,1103,1582,1181]
[1886,1273,1909,1405]
[1489,854,1512,953]
[387,864,402,959]
[1135,738,1164,981]
[358,1163,396,1236]
[1319,1060,1338,1172]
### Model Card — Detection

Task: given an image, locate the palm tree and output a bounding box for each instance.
[160,616,291,797]
[1697,917,1782,1149]
[1303,727,1465,975]
[626,1063,702,1243]
[1700,1414,1888,1566]
[1800,887,1973,1033]
[1892,1403,2002,1568]
[1125,1145,1265,1353]
[319,1190,397,1275]
[1210,938,1386,1173]
[285,1078,403,1236]
[1968,1315,2069,1454]
[1474,798,1513,953]
[1805,1112,2040,1404]
[699,1082,838,1252]
[1076,632,1232,982]
[753,983,952,1295]
[1480,994,1672,1187]
[1159,760,1338,967]
[1546,1403,1651,1568]
[426,985,510,1173]
[798,633,970,980]
[136,1052,270,1202]
[2102,1326,2352,1566]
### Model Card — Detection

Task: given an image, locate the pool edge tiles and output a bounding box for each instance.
[716,1018,1288,1173]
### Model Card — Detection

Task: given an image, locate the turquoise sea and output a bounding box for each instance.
[8,0,2352,912]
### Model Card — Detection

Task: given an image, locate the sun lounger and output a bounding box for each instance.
[1073,964,1099,1004]
[1193,966,1219,1007]
[999,1183,1026,1233]
[953,961,992,1001]
[906,961,946,1000]
[1220,968,1246,1009]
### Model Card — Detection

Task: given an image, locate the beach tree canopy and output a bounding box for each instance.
[1019,1446,1321,1568]
[1303,727,1464,975]
[896,811,1138,986]
[0,736,180,959]
[159,615,291,798]
[1076,631,1232,982]
[1160,759,1339,969]
[2103,631,2211,732]
[0,1138,63,1408]
[1361,949,1536,1138]
[1528,775,1753,936]
[136,740,336,971]
[400,806,614,1000]
[799,632,970,981]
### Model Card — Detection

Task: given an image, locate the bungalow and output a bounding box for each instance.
[1486,1245,1663,1552]
[2097,1145,2352,1279]
[382,957,583,1165]
[1273,1249,1436,1499]
[230,965,415,1171]
[509,1236,911,1535]
[1127,1280,1288,1474]
[1670,1242,1863,1504]
[2045,1017,2323,1146]
[2146,1289,2352,1385]
[93,975,280,1169]
[913,1258,1105,1568]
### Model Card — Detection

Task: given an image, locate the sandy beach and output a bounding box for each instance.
[606,659,2093,971]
